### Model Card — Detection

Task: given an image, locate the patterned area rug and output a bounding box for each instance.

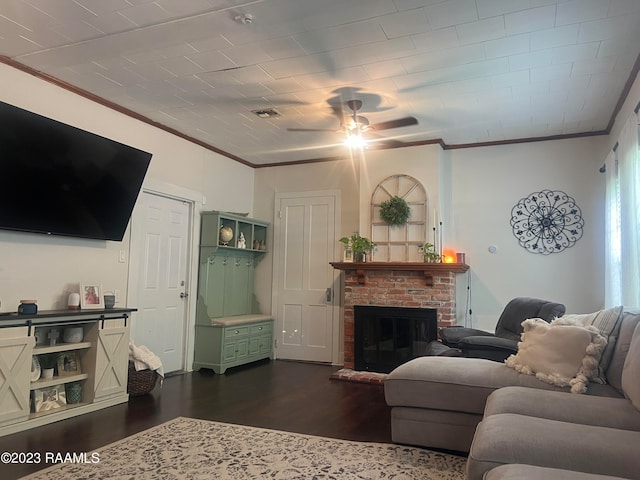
[22,417,466,479]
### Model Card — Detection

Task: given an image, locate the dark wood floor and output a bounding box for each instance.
[0,360,392,479]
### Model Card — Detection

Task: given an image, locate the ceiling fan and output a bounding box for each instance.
[287,99,418,147]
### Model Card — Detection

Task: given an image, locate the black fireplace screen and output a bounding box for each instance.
[354,305,437,373]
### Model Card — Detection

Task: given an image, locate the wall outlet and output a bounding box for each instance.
[114,290,121,303]
[118,250,126,263]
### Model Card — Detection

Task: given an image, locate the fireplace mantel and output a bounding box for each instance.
[330,262,469,286]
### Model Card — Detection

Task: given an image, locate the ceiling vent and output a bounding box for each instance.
[252,108,280,118]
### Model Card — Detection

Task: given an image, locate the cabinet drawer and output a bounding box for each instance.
[250,323,272,335]
[224,326,249,338]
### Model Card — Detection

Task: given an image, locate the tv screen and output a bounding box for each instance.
[0,101,152,241]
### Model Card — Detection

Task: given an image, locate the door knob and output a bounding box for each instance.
[180,292,189,299]
[325,288,332,302]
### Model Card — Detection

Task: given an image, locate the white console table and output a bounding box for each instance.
[0,308,134,437]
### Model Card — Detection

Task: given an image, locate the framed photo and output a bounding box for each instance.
[33,385,66,413]
[343,247,353,263]
[80,284,103,309]
[57,352,81,377]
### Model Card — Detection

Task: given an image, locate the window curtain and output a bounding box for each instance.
[605,113,640,307]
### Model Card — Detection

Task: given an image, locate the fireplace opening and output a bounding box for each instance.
[354,305,438,373]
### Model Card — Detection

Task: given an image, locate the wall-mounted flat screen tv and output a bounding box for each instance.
[0,101,152,241]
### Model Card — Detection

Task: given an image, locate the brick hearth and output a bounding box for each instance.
[330,262,469,370]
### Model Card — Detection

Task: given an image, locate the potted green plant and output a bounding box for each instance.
[420,242,442,263]
[39,353,58,379]
[339,234,375,262]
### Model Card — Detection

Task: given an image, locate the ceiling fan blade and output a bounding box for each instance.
[365,132,407,148]
[369,116,418,131]
[287,127,341,133]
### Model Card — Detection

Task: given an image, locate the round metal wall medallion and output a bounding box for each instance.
[510,189,584,255]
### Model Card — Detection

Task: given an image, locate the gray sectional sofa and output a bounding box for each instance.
[384,309,640,478]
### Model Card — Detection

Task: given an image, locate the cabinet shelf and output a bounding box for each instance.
[33,342,92,355]
[200,211,269,251]
[30,373,89,390]
[29,402,88,420]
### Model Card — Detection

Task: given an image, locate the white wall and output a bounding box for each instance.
[0,63,254,313]
[447,137,605,331]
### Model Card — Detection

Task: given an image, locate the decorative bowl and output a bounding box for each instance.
[63,326,84,344]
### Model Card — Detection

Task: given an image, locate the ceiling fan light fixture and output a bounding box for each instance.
[345,133,367,149]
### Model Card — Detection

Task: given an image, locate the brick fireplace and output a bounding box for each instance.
[330,262,469,371]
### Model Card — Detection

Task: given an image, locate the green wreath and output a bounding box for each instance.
[379,196,411,226]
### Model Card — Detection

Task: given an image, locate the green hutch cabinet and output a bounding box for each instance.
[193,211,272,374]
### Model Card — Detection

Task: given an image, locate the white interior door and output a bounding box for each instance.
[130,192,191,373]
[273,192,339,363]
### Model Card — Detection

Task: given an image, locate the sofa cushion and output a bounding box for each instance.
[385,356,623,416]
[505,319,607,393]
[485,464,631,480]
[606,312,640,394]
[552,305,623,383]
[484,386,640,431]
[621,321,640,410]
[467,413,640,480]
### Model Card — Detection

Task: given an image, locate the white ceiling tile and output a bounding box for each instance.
[608,0,640,16]
[550,42,599,64]
[187,50,237,72]
[578,13,640,42]
[598,33,640,57]
[530,63,572,83]
[504,5,556,35]
[483,33,530,59]
[556,0,610,26]
[571,56,617,76]
[491,69,530,87]
[363,59,407,80]
[476,0,529,19]
[157,56,205,76]
[298,0,398,30]
[456,15,505,44]
[83,12,138,35]
[508,50,552,71]
[293,19,387,54]
[21,0,95,23]
[72,0,132,16]
[154,0,219,17]
[117,3,176,26]
[393,0,451,10]
[424,0,478,29]
[260,54,326,79]
[219,43,274,67]
[401,44,486,74]
[329,37,416,69]
[530,25,579,50]
[189,35,234,53]
[49,20,103,43]
[511,81,550,99]
[411,27,461,52]
[379,9,430,38]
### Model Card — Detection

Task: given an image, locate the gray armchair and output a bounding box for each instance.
[439,297,566,362]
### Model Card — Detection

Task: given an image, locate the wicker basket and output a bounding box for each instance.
[127,361,158,396]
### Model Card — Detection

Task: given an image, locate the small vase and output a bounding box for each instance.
[41,368,54,379]
[65,382,83,404]
[354,252,366,263]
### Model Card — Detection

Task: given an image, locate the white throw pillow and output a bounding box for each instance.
[551,305,623,383]
[505,318,607,393]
